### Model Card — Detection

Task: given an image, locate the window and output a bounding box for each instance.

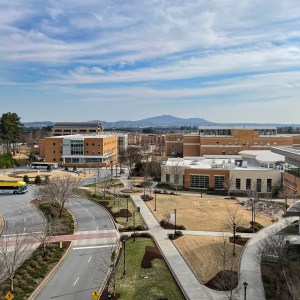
[267,179,272,193]
[190,175,209,189]
[214,176,224,190]
[98,144,101,146]
[53,158,56,161]
[86,151,89,154]
[236,178,241,190]
[222,150,226,155]
[53,143,56,146]
[166,174,170,182]
[246,179,251,190]
[257,179,262,192]
[216,141,219,145]
[92,143,94,146]
[53,150,56,154]
[86,143,89,146]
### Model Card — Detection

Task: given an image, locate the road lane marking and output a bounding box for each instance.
[23,227,26,232]
[3,232,42,237]
[23,218,26,223]
[18,210,22,214]
[92,216,95,220]
[96,226,98,231]
[73,244,116,250]
[88,256,92,262]
[73,277,79,286]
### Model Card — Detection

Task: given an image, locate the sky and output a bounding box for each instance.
[1,0,300,123]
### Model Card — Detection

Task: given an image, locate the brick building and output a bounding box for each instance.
[165,126,300,157]
[52,122,104,136]
[39,134,118,167]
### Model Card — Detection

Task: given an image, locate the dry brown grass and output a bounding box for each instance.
[174,235,243,283]
[0,170,94,181]
[146,194,272,231]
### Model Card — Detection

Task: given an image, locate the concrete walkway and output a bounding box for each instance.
[130,193,213,300]
[237,217,297,300]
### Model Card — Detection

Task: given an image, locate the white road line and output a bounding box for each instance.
[73,244,116,250]
[23,218,26,223]
[18,210,22,214]
[96,226,98,231]
[88,256,92,262]
[73,277,79,286]
[23,227,26,232]
[92,216,95,220]
[3,231,42,237]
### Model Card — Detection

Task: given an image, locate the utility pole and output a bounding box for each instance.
[122,239,126,276]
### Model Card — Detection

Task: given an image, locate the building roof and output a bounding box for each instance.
[239,150,285,164]
[46,134,115,139]
[198,126,277,130]
[53,122,102,128]
[164,157,276,171]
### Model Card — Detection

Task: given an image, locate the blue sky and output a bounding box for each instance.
[1,0,300,123]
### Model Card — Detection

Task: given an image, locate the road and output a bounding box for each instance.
[0,186,44,235]
[35,196,118,300]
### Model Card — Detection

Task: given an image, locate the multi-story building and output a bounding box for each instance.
[39,134,118,167]
[52,122,104,136]
[161,150,284,193]
[272,147,300,196]
[128,133,165,146]
[165,126,300,157]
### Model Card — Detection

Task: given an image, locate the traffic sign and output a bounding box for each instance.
[5,292,14,300]
[91,290,100,299]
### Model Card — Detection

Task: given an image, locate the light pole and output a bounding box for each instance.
[113,185,116,205]
[126,197,129,222]
[94,178,96,195]
[233,222,236,256]
[174,209,177,236]
[122,239,126,276]
[154,191,157,211]
[243,281,248,300]
[133,212,136,242]
[250,198,254,229]
[285,194,288,214]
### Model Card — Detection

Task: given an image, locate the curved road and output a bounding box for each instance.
[0,186,44,235]
[35,196,118,300]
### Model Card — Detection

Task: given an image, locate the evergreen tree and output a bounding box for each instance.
[0,112,23,154]
[34,175,42,185]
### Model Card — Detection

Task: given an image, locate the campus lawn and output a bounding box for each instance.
[173,235,243,283]
[146,194,273,231]
[114,237,184,300]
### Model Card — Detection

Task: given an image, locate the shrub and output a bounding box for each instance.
[136,225,144,231]
[168,233,175,240]
[126,226,134,231]
[236,226,255,233]
[23,175,29,183]
[131,233,141,238]
[72,165,77,172]
[64,166,69,171]
[140,232,152,238]
[141,194,153,201]
[120,234,129,241]
[44,175,50,184]
[160,219,167,227]
[176,225,186,230]
[34,175,42,185]
[170,192,176,195]
[175,231,183,237]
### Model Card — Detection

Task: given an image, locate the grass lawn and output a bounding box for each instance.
[113,237,184,300]
[174,235,243,283]
[77,189,145,229]
[146,194,273,231]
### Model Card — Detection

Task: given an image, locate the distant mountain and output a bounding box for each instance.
[22,116,300,129]
[22,121,54,128]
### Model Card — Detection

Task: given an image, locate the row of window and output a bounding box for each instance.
[166,174,273,192]
[215,141,277,146]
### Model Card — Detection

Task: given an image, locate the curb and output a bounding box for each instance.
[0,214,5,236]
[28,241,73,300]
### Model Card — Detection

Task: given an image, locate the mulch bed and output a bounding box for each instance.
[161,222,176,229]
[97,200,132,220]
[141,246,163,268]
[229,236,249,246]
[205,270,238,291]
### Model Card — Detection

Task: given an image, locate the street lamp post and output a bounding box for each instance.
[233,222,236,256]
[154,191,157,211]
[133,212,136,242]
[174,209,177,236]
[94,178,96,195]
[250,199,254,229]
[126,197,129,222]
[285,194,288,214]
[243,281,248,300]
[122,239,126,276]
[113,185,116,205]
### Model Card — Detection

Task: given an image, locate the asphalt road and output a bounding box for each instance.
[35,196,118,300]
[0,186,44,235]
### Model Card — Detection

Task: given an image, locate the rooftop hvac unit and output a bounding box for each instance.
[242,161,248,168]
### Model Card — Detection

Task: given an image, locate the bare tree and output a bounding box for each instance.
[35,174,82,217]
[34,222,56,257]
[124,146,143,176]
[0,227,34,291]
[213,233,232,270]
[224,203,244,231]
[224,175,235,198]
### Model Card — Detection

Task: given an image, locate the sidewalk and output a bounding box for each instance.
[237,217,297,300]
[130,193,213,299]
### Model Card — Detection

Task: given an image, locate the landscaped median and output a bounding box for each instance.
[100,235,185,300]
[0,199,74,300]
[77,189,147,231]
